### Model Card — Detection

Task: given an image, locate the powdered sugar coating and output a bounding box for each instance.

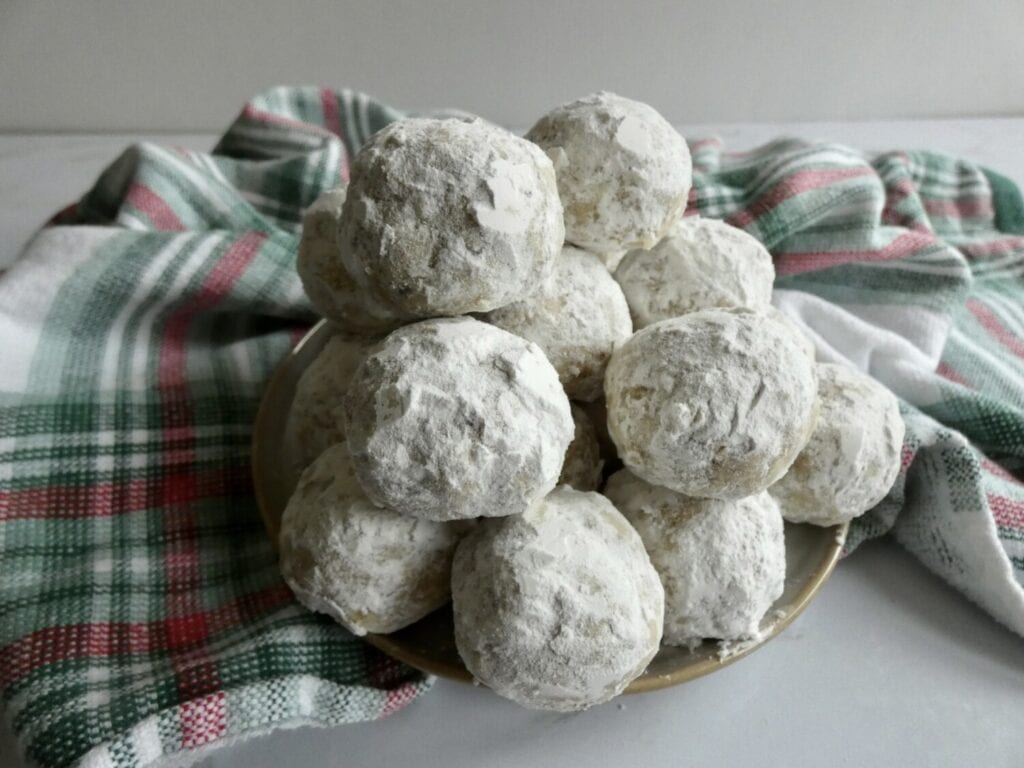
[484,246,632,401]
[343,317,573,521]
[766,305,817,361]
[558,404,604,491]
[338,117,564,317]
[452,486,663,711]
[614,217,775,328]
[526,92,692,254]
[770,363,905,526]
[296,187,405,334]
[279,444,463,636]
[596,249,628,272]
[604,469,785,647]
[605,308,818,500]
[288,332,378,468]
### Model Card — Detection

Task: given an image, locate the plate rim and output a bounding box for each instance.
[253,319,849,694]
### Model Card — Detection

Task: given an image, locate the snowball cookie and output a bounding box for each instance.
[558,404,604,491]
[765,305,816,362]
[596,249,628,272]
[279,444,463,636]
[287,332,377,468]
[483,246,632,401]
[343,317,573,521]
[526,92,692,254]
[614,217,775,329]
[338,117,564,317]
[604,469,785,647]
[296,186,405,335]
[452,486,664,711]
[605,308,818,500]
[770,363,904,526]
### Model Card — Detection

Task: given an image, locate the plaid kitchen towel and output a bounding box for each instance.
[1,87,1023,768]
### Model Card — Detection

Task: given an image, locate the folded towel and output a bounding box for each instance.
[1,87,1022,768]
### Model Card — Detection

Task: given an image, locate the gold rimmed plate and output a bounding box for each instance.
[253,319,848,693]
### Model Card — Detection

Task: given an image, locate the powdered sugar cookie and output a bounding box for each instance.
[296,187,405,334]
[604,308,818,499]
[338,118,564,317]
[770,363,904,526]
[614,216,774,328]
[452,486,663,711]
[279,444,463,636]
[288,332,378,468]
[343,317,573,521]
[526,92,691,254]
[484,245,631,401]
[558,404,604,491]
[605,469,785,647]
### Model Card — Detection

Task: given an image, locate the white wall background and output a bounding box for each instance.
[2,0,1022,132]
